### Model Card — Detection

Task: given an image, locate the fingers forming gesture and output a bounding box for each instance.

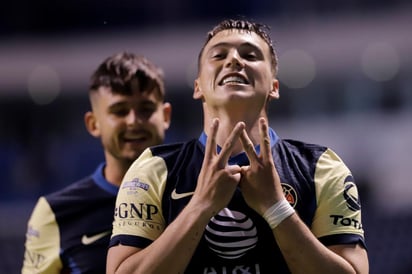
[191,118,245,217]
[192,117,283,218]
[239,117,284,215]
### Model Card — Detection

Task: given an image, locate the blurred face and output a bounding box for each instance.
[88,85,171,164]
[194,29,278,111]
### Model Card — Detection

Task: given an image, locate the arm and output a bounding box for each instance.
[239,117,369,274]
[274,213,368,274]
[22,197,63,274]
[107,119,245,274]
[107,200,214,274]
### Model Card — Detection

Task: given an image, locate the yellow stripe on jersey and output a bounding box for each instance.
[22,197,62,274]
[112,147,167,241]
[311,148,364,239]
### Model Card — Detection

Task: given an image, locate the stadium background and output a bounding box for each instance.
[1,1,412,273]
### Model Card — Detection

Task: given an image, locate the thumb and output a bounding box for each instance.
[240,165,250,174]
[227,165,242,182]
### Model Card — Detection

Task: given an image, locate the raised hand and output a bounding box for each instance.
[239,117,284,215]
[190,118,245,217]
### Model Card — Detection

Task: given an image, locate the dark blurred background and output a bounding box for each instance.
[1,0,412,273]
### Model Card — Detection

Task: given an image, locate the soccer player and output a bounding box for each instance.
[22,52,172,273]
[107,19,369,273]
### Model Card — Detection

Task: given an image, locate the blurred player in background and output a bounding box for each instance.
[22,51,172,273]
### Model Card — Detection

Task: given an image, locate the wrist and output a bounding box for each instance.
[262,199,295,229]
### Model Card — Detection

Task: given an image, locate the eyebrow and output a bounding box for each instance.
[207,41,262,53]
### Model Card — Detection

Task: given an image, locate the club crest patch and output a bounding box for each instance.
[282,183,297,208]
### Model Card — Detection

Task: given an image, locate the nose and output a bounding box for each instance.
[225,50,244,69]
[126,110,141,125]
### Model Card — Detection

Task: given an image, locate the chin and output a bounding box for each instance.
[123,150,143,161]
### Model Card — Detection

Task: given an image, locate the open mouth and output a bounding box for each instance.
[123,132,150,143]
[124,137,146,143]
[219,74,249,86]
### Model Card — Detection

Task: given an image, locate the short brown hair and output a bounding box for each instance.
[89,52,165,100]
[198,18,278,75]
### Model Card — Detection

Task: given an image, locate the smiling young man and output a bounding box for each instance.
[107,19,368,274]
[22,52,172,274]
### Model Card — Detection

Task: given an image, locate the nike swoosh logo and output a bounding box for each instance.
[171,189,194,200]
[81,231,111,245]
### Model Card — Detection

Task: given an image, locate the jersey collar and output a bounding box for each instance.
[92,163,119,195]
[198,127,279,166]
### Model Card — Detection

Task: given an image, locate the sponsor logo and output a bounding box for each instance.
[26,225,40,238]
[81,230,111,245]
[171,189,194,200]
[115,202,159,220]
[113,219,163,231]
[205,208,257,259]
[281,183,297,208]
[24,250,46,269]
[23,229,47,269]
[330,214,362,230]
[122,178,149,191]
[203,263,261,274]
[343,175,361,211]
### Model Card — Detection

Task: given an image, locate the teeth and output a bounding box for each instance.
[222,76,246,85]
[124,134,147,141]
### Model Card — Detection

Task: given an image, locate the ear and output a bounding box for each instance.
[162,102,172,130]
[84,111,101,138]
[193,79,203,100]
[268,79,280,100]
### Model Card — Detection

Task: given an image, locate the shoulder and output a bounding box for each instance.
[25,197,59,250]
[132,139,202,168]
[274,138,331,166]
[122,139,202,186]
[149,139,201,157]
[277,138,328,154]
[44,175,96,201]
[42,168,115,210]
[23,196,63,273]
[27,176,95,226]
[274,138,352,189]
[278,138,350,176]
[29,196,54,220]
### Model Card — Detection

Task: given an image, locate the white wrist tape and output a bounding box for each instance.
[262,199,295,229]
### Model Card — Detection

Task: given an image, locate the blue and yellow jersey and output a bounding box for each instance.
[110,129,365,273]
[22,163,118,274]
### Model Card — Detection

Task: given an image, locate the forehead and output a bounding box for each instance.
[204,29,270,54]
[91,86,160,106]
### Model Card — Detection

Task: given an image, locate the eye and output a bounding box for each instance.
[239,44,263,61]
[243,51,258,60]
[111,107,130,117]
[209,48,227,60]
[138,106,156,116]
[136,103,158,119]
[212,53,225,59]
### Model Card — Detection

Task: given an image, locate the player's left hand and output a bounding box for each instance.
[239,117,284,215]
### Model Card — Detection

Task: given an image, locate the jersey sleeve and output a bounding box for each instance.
[22,197,63,274]
[111,148,168,247]
[311,148,365,245]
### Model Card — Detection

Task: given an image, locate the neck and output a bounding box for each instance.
[203,108,268,155]
[103,156,132,187]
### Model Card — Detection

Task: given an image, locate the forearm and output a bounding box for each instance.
[115,201,212,274]
[274,213,358,274]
